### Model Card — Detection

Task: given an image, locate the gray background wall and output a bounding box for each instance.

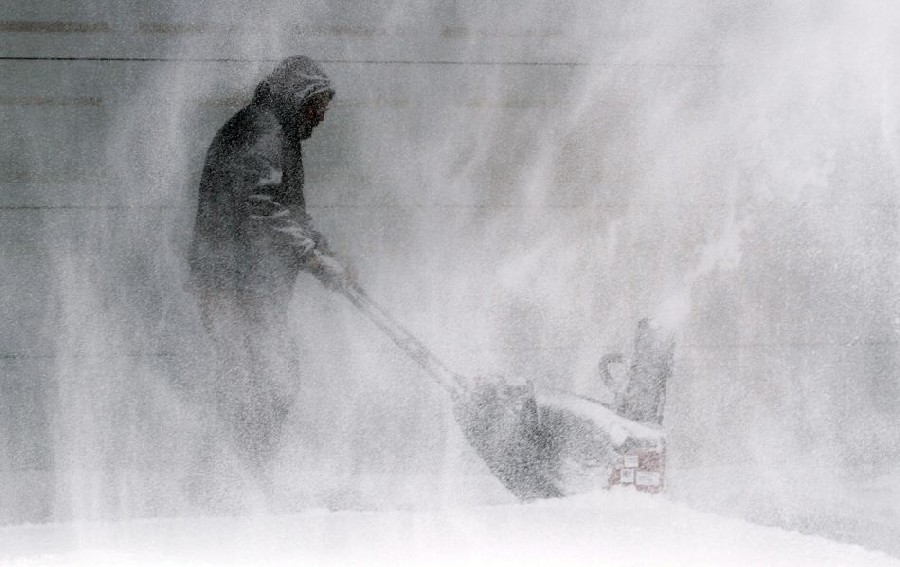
[2,0,899,557]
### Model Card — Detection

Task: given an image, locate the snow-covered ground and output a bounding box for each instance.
[2,490,898,567]
[668,467,900,560]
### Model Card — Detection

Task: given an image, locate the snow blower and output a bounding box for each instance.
[311,251,668,500]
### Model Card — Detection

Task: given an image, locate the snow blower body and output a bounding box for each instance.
[310,251,669,501]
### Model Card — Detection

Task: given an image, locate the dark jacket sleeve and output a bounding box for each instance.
[229,152,326,291]
[245,191,328,257]
[190,107,327,293]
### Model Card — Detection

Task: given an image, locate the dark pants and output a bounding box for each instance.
[196,287,300,468]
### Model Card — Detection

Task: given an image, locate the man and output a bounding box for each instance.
[188,56,347,484]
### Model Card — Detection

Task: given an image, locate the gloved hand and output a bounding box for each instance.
[247,194,351,292]
[303,250,353,292]
[271,216,328,257]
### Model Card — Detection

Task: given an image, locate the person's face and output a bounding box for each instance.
[298,93,331,139]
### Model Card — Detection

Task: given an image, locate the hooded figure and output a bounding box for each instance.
[190,55,338,297]
[188,56,345,482]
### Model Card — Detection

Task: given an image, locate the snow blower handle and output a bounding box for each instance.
[307,250,469,397]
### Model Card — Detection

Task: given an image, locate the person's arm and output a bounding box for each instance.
[246,192,328,256]
[242,168,350,291]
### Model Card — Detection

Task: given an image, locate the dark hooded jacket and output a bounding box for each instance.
[189,56,335,297]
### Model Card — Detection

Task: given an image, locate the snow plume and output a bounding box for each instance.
[654,192,748,330]
[454,3,900,556]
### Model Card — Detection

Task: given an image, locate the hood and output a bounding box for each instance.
[252,56,335,140]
